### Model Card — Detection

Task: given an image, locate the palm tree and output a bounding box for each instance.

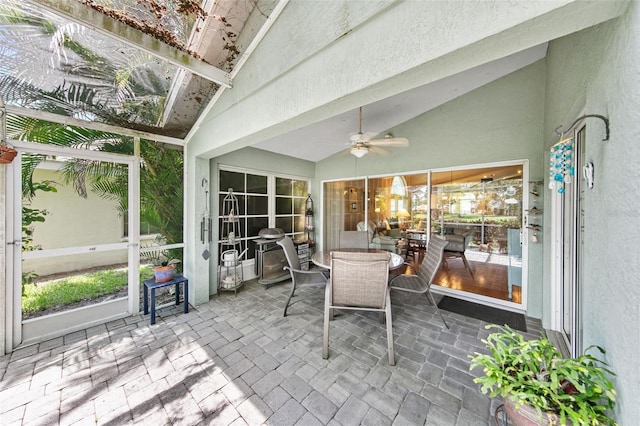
[1,1,184,247]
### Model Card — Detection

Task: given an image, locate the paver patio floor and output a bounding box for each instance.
[0,278,542,425]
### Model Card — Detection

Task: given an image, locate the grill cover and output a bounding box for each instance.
[258,228,285,239]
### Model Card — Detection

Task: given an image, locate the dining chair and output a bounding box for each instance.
[339,230,369,249]
[389,236,450,329]
[276,236,329,317]
[323,251,395,365]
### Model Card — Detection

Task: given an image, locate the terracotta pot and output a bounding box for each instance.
[0,145,18,164]
[153,265,175,283]
[503,396,569,426]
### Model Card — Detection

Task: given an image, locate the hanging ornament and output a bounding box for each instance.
[549,136,575,194]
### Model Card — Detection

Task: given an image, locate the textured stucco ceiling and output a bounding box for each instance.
[252,44,548,162]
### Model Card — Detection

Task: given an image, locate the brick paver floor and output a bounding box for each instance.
[0,278,542,425]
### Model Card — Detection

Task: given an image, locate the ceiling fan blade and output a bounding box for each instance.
[368,136,409,147]
[369,146,390,156]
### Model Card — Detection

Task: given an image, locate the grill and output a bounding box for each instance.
[258,228,285,239]
[255,228,289,287]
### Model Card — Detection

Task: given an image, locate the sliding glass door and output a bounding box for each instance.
[321,161,526,307]
[323,178,365,250]
[429,164,524,304]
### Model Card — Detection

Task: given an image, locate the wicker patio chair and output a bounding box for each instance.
[323,251,394,365]
[389,236,450,329]
[277,237,329,317]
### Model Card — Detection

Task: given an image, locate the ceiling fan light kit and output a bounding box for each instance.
[350,145,369,158]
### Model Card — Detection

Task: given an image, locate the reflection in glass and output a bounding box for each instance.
[276,197,292,215]
[323,179,365,250]
[276,177,292,195]
[247,174,268,194]
[247,195,267,215]
[275,217,293,233]
[321,164,524,303]
[220,171,245,194]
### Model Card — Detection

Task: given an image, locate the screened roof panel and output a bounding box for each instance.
[0,0,276,141]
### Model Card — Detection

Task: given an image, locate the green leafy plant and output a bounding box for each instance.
[21,180,58,293]
[141,247,181,268]
[22,265,156,318]
[469,325,617,425]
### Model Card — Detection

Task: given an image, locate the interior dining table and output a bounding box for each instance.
[311,248,405,272]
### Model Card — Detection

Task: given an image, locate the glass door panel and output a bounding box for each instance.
[319,163,525,305]
[560,126,585,356]
[368,174,427,253]
[13,147,136,348]
[21,156,131,318]
[323,179,365,250]
[430,164,524,303]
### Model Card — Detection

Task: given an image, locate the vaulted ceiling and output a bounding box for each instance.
[0,0,629,162]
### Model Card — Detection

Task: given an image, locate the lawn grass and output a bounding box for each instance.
[22,265,154,315]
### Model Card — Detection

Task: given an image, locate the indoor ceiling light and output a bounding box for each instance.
[350,146,369,158]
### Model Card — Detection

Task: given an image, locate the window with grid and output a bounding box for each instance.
[275,177,309,239]
[219,169,309,261]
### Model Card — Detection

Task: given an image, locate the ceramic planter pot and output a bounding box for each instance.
[0,145,18,164]
[153,265,175,283]
[504,396,569,426]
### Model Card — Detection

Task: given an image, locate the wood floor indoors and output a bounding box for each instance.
[405,248,522,304]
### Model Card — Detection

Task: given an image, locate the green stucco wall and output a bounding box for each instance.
[317,60,546,318]
[544,5,639,423]
[208,148,316,295]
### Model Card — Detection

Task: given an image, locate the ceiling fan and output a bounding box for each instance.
[346,107,409,158]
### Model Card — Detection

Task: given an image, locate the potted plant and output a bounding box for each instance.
[152,257,181,283]
[0,144,18,164]
[469,325,617,426]
[142,250,181,283]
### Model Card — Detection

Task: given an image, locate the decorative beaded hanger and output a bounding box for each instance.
[549,135,575,194]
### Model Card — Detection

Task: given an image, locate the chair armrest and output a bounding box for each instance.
[284,265,326,275]
[401,262,417,274]
[389,272,420,286]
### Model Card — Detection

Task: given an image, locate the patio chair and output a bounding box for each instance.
[323,251,395,365]
[339,230,369,249]
[389,237,450,329]
[277,237,329,317]
[442,228,474,278]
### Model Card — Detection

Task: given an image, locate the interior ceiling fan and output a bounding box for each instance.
[345,106,410,158]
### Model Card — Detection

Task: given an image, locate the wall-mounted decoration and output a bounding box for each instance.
[549,137,574,194]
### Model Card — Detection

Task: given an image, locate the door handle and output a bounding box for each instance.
[7,240,21,245]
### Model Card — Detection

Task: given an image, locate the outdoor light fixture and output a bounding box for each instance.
[350,145,369,158]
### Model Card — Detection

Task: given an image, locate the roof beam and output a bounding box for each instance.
[31,0,232,88]
[185,0,291,143]
[6,105,184,146]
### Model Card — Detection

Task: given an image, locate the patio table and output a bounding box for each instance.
[143,274,189,325]
[311,249,404,271]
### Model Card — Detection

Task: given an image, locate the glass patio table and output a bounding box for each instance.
[311,248,405,271]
